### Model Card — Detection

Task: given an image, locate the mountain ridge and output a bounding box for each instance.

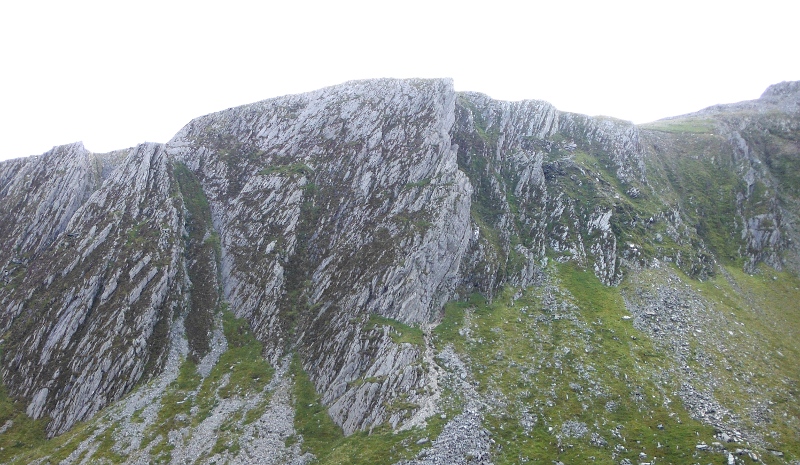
[0,78,798,464]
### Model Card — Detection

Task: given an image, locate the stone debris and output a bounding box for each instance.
[399,346,492,465]
[561,420,589,439]
[622,266,766,447]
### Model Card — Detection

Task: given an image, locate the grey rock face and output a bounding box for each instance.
[167,79,473,432]
[451,93,642,286]
[1,143,187,436]
[759,81,800,110]
[703,111,800,274]
[0,142,112,265]
[0,77,797,444]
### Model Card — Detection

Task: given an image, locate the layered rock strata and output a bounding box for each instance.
[0,78,797,439]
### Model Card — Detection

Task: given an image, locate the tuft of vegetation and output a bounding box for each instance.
[192,308,275,421]
[367,314,425,347]
[640,118,717,134]
[403,178,431,190]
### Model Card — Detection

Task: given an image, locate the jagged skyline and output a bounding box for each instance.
[1,77,798,462]
[1,0,798,160]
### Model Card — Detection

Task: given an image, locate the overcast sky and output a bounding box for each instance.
[1,0,798,161]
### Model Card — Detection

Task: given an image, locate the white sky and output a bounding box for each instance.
[1,0,798,161]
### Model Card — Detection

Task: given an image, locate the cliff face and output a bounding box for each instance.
[0,143,185,435]
[1,78,799,464]
[451,92,646,290]
[166,79,472,433]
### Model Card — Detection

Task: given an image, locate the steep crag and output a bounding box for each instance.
[1,78,799,464]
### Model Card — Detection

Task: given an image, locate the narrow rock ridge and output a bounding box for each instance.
[451,92,646,288]
[0,143,102,277]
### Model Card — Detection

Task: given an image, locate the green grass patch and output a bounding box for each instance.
[641,118,716,134]
[403,178,431,190]
[210,412,244,456]
[434,265,723,464]
[243,393,274,425]
[0,382,49,463]
[0,358,112,464]
[138,307,274,457]
[291,355,450,465]
[154,357,201,427]
[92,424,126,463]
[141,357,203,454]
[194,309,274,418]
[173,162,211,230]
[367,314,425,347]
[662,147,744,263]
[291,355,344,457]
[216,318,274,400]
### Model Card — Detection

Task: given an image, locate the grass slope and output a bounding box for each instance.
[436,265,727,464]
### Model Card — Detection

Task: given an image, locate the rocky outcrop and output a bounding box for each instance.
[0,143,124,296]
[451,93,646,287]
[165,79,473,433]
[0,77,798,446]
[647,85,800,274]
[0,143,187,436]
